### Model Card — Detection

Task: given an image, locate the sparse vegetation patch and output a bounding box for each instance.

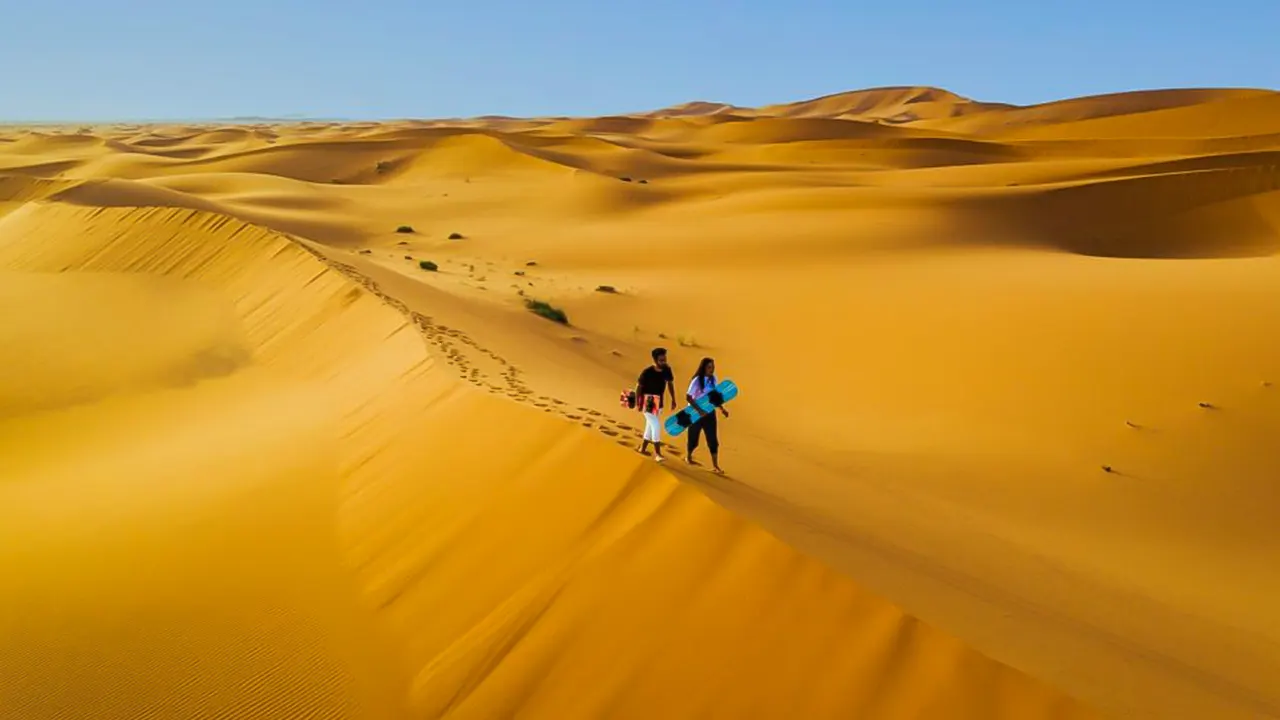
[524,298,568,324]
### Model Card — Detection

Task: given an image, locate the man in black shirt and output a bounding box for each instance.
[635,347,677,462]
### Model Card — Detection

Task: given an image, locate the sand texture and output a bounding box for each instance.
[3,85,1279,719]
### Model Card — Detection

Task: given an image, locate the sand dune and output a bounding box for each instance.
[688,116,932,144]
[949,150,1280,257]
[642,100,752,118]
[702,136,1026,171]
[909,88,1276,135]
[0,174,81,209]
[750,86,1012,124]
[3,85,1280,720]
[539,115,670,136]
[0,204,1092,720]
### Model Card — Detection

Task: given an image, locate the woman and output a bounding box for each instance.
[686,357,728,473]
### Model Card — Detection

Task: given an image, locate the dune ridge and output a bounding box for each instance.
[3,83,1280,720]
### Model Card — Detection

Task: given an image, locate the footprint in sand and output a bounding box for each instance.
[319,254,647,448]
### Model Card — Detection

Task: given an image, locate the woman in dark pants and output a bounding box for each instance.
[686,357,728,473]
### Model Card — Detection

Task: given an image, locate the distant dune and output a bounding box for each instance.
[643,100,753,118]
[913,88,1278,136]
[3,85,1279,720]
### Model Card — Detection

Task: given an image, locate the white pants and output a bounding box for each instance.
[642,411,662,442]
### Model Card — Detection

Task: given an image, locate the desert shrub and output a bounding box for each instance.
[524,298,568,324]
[419,260,438,271]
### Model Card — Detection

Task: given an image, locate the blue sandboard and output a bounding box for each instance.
[664,379,738,437]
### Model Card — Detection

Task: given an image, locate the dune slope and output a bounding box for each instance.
[0,201,1094,719]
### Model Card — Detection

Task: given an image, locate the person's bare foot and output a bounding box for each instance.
[686,455,700,466]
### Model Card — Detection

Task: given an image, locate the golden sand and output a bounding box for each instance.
[2,86,1278,719]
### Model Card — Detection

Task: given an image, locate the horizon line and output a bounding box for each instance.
[2,83,1275,127]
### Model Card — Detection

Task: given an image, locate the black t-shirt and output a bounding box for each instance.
[637,365,674,397]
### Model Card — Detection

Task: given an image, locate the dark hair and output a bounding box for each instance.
[692,357,714,379]
[651,347,667,361]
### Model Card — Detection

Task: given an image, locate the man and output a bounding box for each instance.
[635,347,677,462]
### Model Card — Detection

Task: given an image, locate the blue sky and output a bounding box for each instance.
[2,0,1276,121]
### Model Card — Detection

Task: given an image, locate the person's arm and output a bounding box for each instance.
[668,373,678,409]
[687,377,706,415]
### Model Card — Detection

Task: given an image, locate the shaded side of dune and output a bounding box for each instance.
[0,200,1095,719]
[0,174,84,215]
[957,154,1280,258]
